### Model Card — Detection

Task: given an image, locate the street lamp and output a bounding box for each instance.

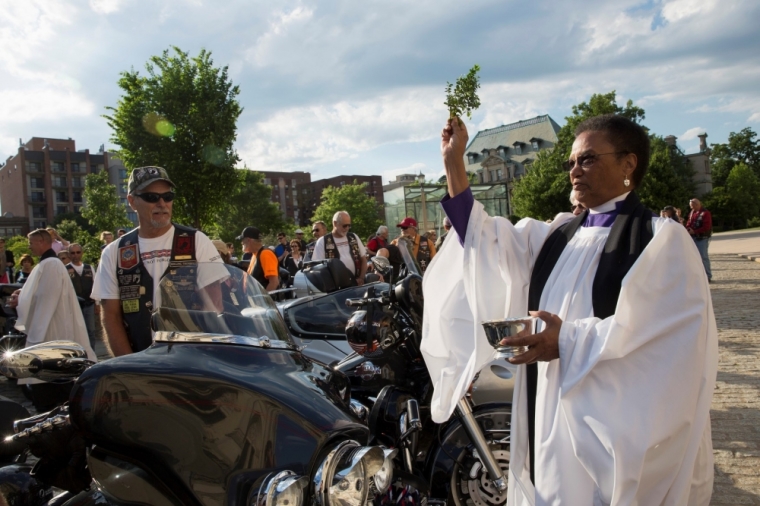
[417,172,428,232]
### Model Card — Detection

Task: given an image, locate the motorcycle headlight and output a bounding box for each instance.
[371,448,397,495]
[248,470,308,506]
[313,441,385,506]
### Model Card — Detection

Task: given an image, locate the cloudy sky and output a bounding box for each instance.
[1,0,758,184]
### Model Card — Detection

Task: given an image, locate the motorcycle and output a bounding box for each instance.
[334,246,514,505]
[0,263,399,506]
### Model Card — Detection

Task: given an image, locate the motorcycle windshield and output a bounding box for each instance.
[395,237,422,277]
[153,263,294,347]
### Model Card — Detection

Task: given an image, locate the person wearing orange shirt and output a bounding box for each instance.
[237,226,279,292]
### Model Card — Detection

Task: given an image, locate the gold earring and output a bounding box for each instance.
[624,175,630,187]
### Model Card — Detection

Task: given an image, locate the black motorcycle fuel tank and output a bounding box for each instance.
[69,342,367,506]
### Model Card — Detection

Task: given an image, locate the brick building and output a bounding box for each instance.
[255,171,384,226]
[0,138,108,230]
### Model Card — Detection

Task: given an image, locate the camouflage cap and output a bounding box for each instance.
[128,166,175,194]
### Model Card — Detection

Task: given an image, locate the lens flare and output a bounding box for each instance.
[142,112,175,137]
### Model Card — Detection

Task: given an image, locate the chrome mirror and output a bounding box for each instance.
[0,341,92,381]
[370,255,392,277]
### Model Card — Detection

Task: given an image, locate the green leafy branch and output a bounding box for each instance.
[444,64,481,120]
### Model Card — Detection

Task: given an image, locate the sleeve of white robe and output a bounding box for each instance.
[421,200,571,423]
[556,218,717,505]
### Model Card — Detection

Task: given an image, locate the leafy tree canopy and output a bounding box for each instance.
[105,47,242,230]
[310,182,383,241]
[80,171,133,234]
[212,169,285,243]
[637,136,695,212]
[709,127,760,187]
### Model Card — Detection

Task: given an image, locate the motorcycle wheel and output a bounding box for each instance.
[448,441,510,506]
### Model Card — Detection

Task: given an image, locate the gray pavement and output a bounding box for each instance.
[711,228,760,260]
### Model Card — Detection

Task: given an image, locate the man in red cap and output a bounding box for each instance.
[392,217,437,273]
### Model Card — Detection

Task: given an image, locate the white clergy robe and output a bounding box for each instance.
[421,198,717,505]
[15,255,97,385]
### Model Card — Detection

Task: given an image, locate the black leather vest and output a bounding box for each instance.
[525,192,654,483]
[250,248,270,289]
[415,234,433,272]
[323,233,361,275]
[116,224,198,353]
[65,263,95,306]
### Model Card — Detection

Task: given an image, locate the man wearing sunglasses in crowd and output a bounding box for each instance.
[391,217,437,273]
[91,166,222,356]
[65,243,98,348]
[304,220,327,261]
[311,211,367,286]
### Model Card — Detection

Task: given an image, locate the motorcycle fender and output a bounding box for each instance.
[422,402,512,500]
[0,463,54,506]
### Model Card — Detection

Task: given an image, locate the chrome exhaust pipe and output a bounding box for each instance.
[455,398,508,493]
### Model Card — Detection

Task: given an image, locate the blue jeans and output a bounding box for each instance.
[693,238,712,280]
[81,304,97,348]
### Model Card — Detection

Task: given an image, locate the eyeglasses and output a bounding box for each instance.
[134,191,175,203]
[400,226,409,231]
[563,152,628,171]
[311,229,319,233]
[70,250,83,254]
[341,224,351,229]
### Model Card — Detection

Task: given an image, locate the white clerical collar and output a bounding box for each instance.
[588,192,631,214]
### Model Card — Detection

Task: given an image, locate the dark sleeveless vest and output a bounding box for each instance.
[323,233,362,276]
[65,263,95,306]
[250,247,270,289]
[116,224,198,353]
[414,234,433,273]
[525,192,654,483]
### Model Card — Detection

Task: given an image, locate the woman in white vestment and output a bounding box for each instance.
[421,114,717,506]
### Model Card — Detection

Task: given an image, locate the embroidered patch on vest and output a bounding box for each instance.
[118,244,139,269]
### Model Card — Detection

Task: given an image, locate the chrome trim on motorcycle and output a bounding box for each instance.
[349,399,369,422]
[0,341,91,381]
[154,331,293,349]
[248,470,308,506]
[455,398,508,493]
[313,440,387,506]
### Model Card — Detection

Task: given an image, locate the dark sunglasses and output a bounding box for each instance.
[341,224,352,229]
[562,152,628,171]
[134,191,175,203]
[399,226,409,231]
[311,229,319,233]
[70,250,83,254]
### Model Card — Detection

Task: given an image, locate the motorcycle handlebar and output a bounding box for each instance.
[345,296,388,308]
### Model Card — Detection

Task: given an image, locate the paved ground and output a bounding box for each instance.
[711,228,760,260]
[1,251,759,503]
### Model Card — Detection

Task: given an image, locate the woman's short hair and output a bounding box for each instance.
[100,231,113,241]
[575,114,650,187]
[290,239,301,250]
[19,254,34,266]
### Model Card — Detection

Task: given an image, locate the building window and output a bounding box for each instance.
[531,140,539,150]
[478,172,484,184]
[73,191,83,203]
[30,177,45,189]
[74,205,82,213]
[26,162,42,172]
[33,220,46,229]
[705,160,710,174]
[71,177,83,188]
[71,162,81,173]
[496,169,503,180]
[52,162,65,172]
[90,164,98,174]
[53,176,67,187]
[56,206,68,216]
[32,206,46,219]
[56,191,68,202]
[264,178,271,186]
[31,191,45,203]
[515,145,522,155]
[467,155,474,164]
[119,169,128,180]
[120,184,127,194]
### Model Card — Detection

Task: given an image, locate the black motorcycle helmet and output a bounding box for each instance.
[345,307,403,359]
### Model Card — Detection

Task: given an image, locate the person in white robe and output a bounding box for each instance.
[9,229,96,410]
[421,114,717,505]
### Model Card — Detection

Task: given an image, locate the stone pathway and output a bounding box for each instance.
[710,254,760,505]
[1,254,759,503]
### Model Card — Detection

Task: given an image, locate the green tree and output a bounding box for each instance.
[56,220,104,265]
[310,182,383,240]
[513,91,644,219]
[212,169,285,243]
[105,47,242,230]
[709,128,760,187]
[637,136,695,212]
[703,163,760,231]
[81,171,133,233]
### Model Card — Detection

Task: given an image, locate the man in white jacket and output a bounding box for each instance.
[9,229,96,411]
[421,114,717,505]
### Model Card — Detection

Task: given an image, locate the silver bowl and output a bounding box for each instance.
[481,317,537,360]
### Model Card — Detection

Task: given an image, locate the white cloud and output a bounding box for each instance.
[680,127,706,140]
[89,0,125,14]
[661,0,720,23]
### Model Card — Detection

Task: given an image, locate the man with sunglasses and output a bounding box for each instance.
[391,217,436,273]
[65,243,98,347]
[311,211,367,285]
[92,166,222,356]
[304,221,327,261]
[423,114,717,505]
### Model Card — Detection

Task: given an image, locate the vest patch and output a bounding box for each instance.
[119,244,139,269]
